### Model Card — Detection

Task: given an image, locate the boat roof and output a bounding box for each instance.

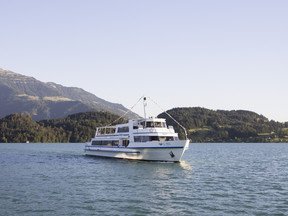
[137,117,166,122]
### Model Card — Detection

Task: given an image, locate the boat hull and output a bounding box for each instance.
[84,140,189,162]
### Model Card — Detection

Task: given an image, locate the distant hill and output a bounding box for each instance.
[0,68,137,120]
[0,108,287,143]
[158,107,288,142]
[0,111,125,143]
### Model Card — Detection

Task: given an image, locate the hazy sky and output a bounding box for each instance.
[0,0,287,121]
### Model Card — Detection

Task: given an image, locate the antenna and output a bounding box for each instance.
[143,97,147,119]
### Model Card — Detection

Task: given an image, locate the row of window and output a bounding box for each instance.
[91,140,130,147]
[134,136,176,142]
[97,128,116,135]
[140,122,167,128]
[92,140,119,146]
[91,136,176,145]
[117,122,167,132]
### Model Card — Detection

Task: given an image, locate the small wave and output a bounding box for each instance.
[179,160,192,170]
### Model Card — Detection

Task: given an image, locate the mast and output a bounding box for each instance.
[143,97,147,119]
[143,97,147,128]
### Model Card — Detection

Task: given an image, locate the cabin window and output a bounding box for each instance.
[97,127,116,134]
[134,136,141,142]
[154,122,162,127]
[146,122,153,128]
[92,140,104,145]
[134,136,150,142]
[117,126,129,133]
[92,140,119,146]
[139,136,150,142]
[112,140,120,146]
[134,136,175,142]
[141,121,166,128]
[150,136,159,141]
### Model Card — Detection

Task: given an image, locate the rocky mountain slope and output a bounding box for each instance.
[0,68,136,120]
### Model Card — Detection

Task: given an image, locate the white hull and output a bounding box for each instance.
[85,140,189,162]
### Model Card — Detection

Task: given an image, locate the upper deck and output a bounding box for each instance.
[95,117,177,137]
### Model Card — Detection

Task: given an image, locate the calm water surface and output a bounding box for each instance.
[1,143,288,216]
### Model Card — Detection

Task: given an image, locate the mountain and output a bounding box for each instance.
[0,68,137,120]
[158,107,288,142]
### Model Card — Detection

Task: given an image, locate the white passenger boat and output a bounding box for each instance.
[84,97,189,162]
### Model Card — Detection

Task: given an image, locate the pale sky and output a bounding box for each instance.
[0,0,287,122]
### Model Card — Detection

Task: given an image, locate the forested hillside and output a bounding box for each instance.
[0,112,124,143]
[41,112,125,142]
[158,107,288,142]
[0,108,287,143]
[0,114,67,143]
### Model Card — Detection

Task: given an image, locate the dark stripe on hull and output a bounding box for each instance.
[85,148,140,154]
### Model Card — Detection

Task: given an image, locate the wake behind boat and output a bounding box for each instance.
[84,97,189,162]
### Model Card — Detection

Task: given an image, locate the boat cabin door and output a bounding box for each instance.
[120,138,129,147]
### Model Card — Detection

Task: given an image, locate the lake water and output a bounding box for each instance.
[0,143,288,216]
